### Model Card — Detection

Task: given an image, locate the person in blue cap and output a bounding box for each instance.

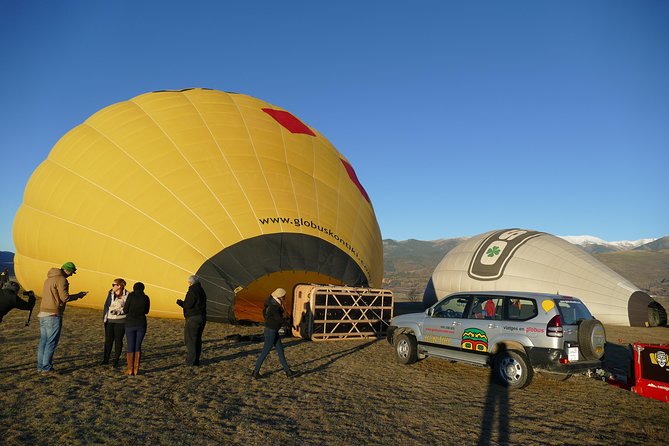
[36,261,88,374]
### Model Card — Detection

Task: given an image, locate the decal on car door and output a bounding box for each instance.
[461,328,489,352]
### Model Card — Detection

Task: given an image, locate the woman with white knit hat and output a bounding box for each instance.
[252,287,296,379]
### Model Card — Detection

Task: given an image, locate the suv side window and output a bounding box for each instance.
[432,295,468,318]
[506,297,537,321]
[467,295,503,320]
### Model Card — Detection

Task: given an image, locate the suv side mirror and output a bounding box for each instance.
[426,308,434,317]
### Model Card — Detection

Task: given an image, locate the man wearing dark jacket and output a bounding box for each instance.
[0,281,35,323]
[176,275,207,366]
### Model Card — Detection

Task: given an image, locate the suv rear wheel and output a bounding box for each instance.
[493,350,533,389]
[578,319,606,360]
[394,333,418,365]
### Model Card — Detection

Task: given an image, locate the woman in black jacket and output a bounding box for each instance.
[122,282,150,376]
[176,275,207,366]
[252,288,295,379]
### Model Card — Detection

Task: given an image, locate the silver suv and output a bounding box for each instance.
[387,291,606,389]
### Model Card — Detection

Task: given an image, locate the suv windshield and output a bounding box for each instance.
[556,299,593,325]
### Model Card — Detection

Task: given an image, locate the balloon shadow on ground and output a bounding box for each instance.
[477,346,510,446]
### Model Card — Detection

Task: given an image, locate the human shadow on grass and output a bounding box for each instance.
[206,338,305,363]
[0,335,37,345]
[141,336,304,374]
[602,342,634,383]
[291,339,379,377]
[0,360,37,373]
[477,345,510,446]
[0,348,101,373]
[57,334,274,374]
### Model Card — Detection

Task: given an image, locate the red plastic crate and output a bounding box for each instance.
[632,342,669,403]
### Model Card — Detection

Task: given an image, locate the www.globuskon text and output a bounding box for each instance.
[258,216,372,279]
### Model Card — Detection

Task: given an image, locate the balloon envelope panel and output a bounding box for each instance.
[13,88,382,322]
[426,229,652,327]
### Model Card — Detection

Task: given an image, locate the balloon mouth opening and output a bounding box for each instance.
[233,270,343,322]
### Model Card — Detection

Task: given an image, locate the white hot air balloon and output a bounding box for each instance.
[424,228,665,327]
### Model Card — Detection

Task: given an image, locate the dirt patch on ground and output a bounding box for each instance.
[1,306,667,445]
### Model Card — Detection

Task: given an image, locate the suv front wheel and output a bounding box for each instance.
[394,333,418,365]
[493,350,533,389]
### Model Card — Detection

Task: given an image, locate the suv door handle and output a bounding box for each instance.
[451,321,461,326]
[487,323,498,329]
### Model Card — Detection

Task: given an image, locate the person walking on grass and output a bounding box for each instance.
[122,282,150,376]
[176,275,207,366]
[252,287,296,380]
[37,262,88,374]
[101,278,128,367]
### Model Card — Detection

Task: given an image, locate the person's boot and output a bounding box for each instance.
[251,370,261,380]
[123,353,133,375]
[285,369,296,378]
[133,351,141,376]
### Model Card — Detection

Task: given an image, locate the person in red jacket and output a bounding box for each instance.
[484,299,497,319]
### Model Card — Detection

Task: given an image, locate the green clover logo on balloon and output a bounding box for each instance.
[486,246,501,257]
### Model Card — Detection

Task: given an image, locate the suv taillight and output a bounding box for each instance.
[547,315,563,337]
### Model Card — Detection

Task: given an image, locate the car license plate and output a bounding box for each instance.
[568,347,579,361]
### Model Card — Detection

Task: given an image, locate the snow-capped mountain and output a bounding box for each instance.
[559,235,659,254]
[383,234,668,259]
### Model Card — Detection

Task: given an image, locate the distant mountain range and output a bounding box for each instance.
[383,235,669,300]
[558,235,669,254]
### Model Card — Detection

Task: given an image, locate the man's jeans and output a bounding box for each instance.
[37,315,62,372]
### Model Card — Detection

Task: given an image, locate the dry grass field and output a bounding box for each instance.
[1,305,668,446]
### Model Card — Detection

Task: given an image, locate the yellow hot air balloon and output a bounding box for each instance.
[13,88,383,323]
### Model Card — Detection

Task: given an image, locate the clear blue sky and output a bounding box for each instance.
[1,1,668,252]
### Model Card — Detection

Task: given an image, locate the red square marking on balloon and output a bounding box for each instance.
[262,108,316,136]
[340,159,370,203]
